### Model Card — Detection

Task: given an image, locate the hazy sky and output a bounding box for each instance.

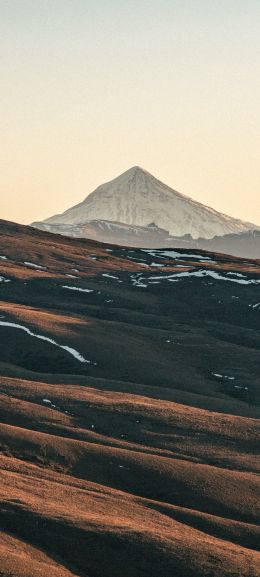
[1,0,260,225]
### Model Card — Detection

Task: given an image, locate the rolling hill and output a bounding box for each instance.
[0,219,260,577]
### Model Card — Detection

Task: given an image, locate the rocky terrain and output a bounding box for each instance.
[0,219,260,577]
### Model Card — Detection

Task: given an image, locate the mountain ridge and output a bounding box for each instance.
[33,217,260,259]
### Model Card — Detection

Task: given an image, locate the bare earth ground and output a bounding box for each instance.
[0,220,259,576]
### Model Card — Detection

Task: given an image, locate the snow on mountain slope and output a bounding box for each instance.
[33,166,257,239]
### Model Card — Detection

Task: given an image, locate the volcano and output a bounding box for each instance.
[32,166,257,240]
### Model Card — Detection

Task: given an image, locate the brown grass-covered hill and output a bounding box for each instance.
[0,219,260,577]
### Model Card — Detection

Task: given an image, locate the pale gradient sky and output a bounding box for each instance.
[1,0,260,225]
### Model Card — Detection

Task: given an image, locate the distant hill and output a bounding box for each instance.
[33,217,260,259]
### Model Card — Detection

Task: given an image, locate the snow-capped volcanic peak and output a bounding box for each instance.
[35,166,257,239]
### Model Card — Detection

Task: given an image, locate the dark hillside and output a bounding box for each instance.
[1,220,259,577]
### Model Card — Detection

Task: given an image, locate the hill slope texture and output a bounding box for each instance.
[0,220,260,577]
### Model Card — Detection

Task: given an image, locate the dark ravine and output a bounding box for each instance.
[0,219,260,577]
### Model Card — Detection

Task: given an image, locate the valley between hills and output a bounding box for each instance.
[0,219,260,577]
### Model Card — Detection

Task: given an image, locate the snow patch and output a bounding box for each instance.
[0,321,91,363]
[24,262,47,270]
[147,269,260,285]
[66,274,78,278]
[102,273,119,280]
[62,285,94,293]
[142,249,213,261]
[227,272,246,278]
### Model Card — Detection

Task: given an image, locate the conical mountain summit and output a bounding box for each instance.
[33,166,256,239]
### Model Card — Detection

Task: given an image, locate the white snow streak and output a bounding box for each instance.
[0,321,90,363]
[66,274,79,278]
[102,273,119,280]
[62,285,94,293]
[24,262,47,270]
